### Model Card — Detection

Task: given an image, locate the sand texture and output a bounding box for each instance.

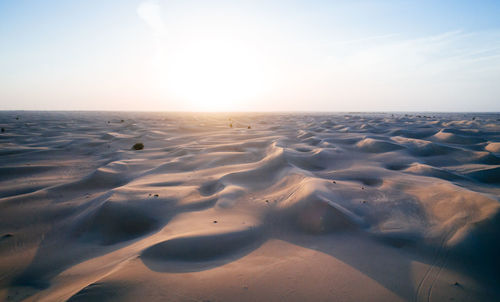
[0,111,499,302]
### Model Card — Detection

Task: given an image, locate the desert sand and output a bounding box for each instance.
[0,111,499,302]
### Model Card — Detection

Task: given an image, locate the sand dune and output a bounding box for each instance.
[0,111,499,301]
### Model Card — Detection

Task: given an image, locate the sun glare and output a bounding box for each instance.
[162,35,270,111]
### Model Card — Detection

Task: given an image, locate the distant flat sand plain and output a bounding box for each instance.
[0,111,499,302]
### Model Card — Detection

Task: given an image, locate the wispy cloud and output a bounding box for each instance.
[137,0,168,72]
[331,33,400,46]
[137,0,166,35]
[265,29,500,110]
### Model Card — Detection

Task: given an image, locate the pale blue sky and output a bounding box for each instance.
[1,0,499,111]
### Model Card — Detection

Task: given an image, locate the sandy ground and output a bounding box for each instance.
[0,111,499,302]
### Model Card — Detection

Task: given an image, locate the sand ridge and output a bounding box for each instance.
[0,111,499,301]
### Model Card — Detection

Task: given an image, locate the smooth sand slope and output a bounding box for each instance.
[0,111,499,302]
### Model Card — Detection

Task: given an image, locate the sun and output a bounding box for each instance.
[162,35,270,111]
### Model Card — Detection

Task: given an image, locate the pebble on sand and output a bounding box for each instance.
[1,234,13,240]
[132,143,144,150]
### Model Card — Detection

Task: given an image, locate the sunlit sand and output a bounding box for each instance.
[0,111,499,301]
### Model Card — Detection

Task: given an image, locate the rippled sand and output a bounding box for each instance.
[0,111,499,302]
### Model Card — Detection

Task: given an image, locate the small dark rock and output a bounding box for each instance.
[332,180,336,184]
[1,128,4,133]
[247,125,251,129]
[132,143,144,150]
[1,233,13,240]
[154,194,159,198]
[213,220,218,223]
[15,116,19,120]
[121,119,124,123]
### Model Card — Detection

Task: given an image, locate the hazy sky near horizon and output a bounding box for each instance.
[1,0,500,111]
